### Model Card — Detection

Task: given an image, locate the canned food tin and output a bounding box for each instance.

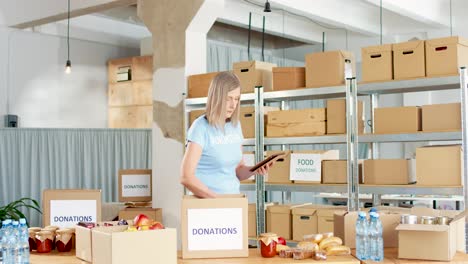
[400,214,418,224]
[435,216,452,225]
[420,216,436,225]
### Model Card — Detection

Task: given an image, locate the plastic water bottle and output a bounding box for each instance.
[369,213,384,261]
[0,221,6,264]
[355,212,369,260]
[1,220,12,264]
[9,221,19,264]
[17,219,29,264]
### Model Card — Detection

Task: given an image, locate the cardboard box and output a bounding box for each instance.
[422,103,461,132]
[248,204,256,238]
[267,108,326,124]
[292,205,318,241]
[181,195,248,259]
[396,208,465,261]
[416,145,462,186]
[272,67,305,91]
[361,44,393,82]
[326,99,364,134]
[306,50,356,88]
[334,207,410,248]
[374,106,421,134]
[118,207,163,223]
[42,189,102,228]
[321,160,363,184]
[267,122,326,137]
[393,40,426,80]
[266,150,339,184]
[233,61,276,93]
[266,204,303,240]
[363,159,416,185]
[118,169,152,202]
[317,208,338,233]
[426,36,468,77]
[75,221,123,262]
[187,72,220,98]
[92,226,177,264]
[189,106,279,139]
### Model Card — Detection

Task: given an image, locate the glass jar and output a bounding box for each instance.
[36,230,54,253]
[56,228,74,252]
[43,226,60,250]
[28,227,42,251]
[259,233,278,258]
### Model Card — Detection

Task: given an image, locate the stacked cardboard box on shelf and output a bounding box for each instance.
[361,44,393,83]
[266,108,326,137]
[363,159,416,185]
[266,150,339,184]
[305,50,355,88]
[321,160,363,184]
[393,40,426,80]
[422,103,461,132]
[326,99,364,134]
[233,61,276,93]
[272,67,305,91]
[426,36,468,77]
[416,145,462,186]
[374,106,421,134]
[187,72,221,98]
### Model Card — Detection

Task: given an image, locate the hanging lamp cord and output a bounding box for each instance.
[67,0,70,61]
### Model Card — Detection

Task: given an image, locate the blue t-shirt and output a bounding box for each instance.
[187,115,243,194]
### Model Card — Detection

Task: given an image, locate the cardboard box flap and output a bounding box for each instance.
[362,44,393,55]
[233,61,255,70]
[292,205,318,216]
[317,208,340,217]
[272,67,305,73]
[426,36,468,48]
[393,40,424,52]
[92,225,128,234]
[449,210,468,224]
[396,223,449,232]
[419,144,461,149]
[268,203,310,214]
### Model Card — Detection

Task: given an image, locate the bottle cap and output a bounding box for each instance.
[358,211,366,217]
[12,221,19,226]
[19,218,26,224]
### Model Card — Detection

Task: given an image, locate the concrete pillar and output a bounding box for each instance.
[137,0,222,246]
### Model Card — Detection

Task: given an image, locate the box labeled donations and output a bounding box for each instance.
[181,195,248,259]
[42,189,101,228]
[118,169,152,202]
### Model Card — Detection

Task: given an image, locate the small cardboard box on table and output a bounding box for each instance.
[181,195,248,259]
[75,221,124,262]
[396,207,466,261]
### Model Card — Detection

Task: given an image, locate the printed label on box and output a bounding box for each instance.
[290,153,322,181]
[121,174,151,197]
[50,200,97,228]
[243,154,255,180]
[187,208,243,251]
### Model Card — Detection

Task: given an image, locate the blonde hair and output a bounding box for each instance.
[205,72,241,129]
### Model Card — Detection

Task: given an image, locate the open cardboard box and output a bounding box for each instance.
[91,225,177,264]
[396,207,466,261]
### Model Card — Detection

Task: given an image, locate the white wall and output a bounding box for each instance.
[0,26,139,128]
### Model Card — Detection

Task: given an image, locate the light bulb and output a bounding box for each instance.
[65,60,71,74]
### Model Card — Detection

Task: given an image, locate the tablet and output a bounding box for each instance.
[249,152,286,172]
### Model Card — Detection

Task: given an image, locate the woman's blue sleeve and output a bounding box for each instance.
[187,120,206,148]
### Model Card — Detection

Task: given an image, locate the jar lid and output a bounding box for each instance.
[36,230,54,241]
[259,233,278,246]
[28,227,42,232]
[259,233,278,238]
[56,228,74,235]
[44,225,60,231]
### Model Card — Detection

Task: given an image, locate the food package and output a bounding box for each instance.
[303,234,323,244]
[319,236,343,250]
[278,249,294,258]
[276,244,290,253]
[296,241,319,252]
[314,250,328,260]
[293,249,314,260]
[326,245,351,256]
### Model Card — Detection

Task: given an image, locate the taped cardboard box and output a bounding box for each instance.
[326,99,364,134]
[422,103,461,132]
[374,106,421,134]
[363,159,416,185]
[361,44,393,83]
[267,204,305,240]
[393,40,426,80]
[272,67,305,91]
[292,205,318,241]
[416,145,462,186]
[396,207,466,261]
[181,195,248,259]
[321,160,363,184]
[233,61,276,93]
[42,189,102,228]
[118,207,162,223]
[306,50,356,88]
[426,36,468,77]
[118,169,152,202]
[267,122,326,137]
[317,207,346,233]
[266,150,339,184]
[92,226,177,264]
[187,72,221,98]
[75,221,127,263]
[267,108,326,124]
[334,206,410,248]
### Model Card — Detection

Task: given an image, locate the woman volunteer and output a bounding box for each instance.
[180,72,275,198]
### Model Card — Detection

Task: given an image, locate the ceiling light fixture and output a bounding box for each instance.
[65,0,71,74]
[264,0,271,12]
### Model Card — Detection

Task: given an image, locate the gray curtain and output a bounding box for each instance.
[0,128,151,226]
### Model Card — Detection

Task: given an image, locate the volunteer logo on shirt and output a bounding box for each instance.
[211,133,242,145]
